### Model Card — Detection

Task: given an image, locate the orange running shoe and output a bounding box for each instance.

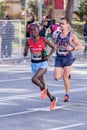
[50,97,58,110]
[41,88,47,99]
[64,94,69,102]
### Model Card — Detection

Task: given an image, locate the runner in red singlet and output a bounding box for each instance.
[23,24,57,110]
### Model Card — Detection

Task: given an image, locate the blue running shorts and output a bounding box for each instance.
[31,61,48,73]
[55,53,76,67]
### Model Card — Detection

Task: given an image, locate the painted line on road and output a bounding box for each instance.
[0,77,31,83]
[46,123,85,130]
[0,110,36,118]
[0,107,85,130]
[0,106,64,118]
[0,87,87,102]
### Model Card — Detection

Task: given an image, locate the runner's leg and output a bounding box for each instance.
[54,67,63,80]
[32,68,46,90]
[39,75,53,100]
[63,65,72,94]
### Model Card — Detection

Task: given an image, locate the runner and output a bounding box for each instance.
[23,24,57,110]
[54,17,82,102]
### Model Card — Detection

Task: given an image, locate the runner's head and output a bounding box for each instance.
[59,17,69,31]
[30,24,39,37]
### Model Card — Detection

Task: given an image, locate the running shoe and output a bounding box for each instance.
[64,94,69,102]
[41,88,47,99]
[50,97,58,110]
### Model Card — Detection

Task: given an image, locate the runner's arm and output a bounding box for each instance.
[70,33,82,51]
[23,40,29,56]
[44,38,55,58]
[66,33,82,52]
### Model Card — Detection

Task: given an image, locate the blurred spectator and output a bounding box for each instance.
[83,20,87,53]
[45,27,53,54]
[26,15,35,37]
[39,21,47,37]
[52,25,60,42]
[1,15,15,58]
[42,15,52,28]
[45,27,52,41]
[51,19,59,33]
[0,20,3,58]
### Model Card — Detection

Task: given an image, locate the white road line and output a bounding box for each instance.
[0,110,34,118]
[0,87,87,102]
[46,123,85,130]
[0,106,65,118]
[0,93,39,101]
[0,77,31,83]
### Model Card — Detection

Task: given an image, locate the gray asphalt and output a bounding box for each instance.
[0,57,87,130]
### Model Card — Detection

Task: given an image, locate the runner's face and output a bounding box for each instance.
[60,19,69,31]
[30,26,39,37]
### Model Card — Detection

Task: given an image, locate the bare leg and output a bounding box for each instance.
[39,75,53,100]
[32,68,46,90]
[54,66,71,94]
[54,67,63,80]
[63,65,72,94]
[39,75,45,87]
[32,68,54,101]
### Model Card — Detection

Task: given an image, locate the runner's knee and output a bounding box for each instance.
[32,76,38,83]
[63,75,69,82]
[54,75,60,80]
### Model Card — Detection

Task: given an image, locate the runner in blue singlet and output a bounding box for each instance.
[54,17,82,102]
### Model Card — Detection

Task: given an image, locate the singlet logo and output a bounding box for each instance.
[56,32,70,55]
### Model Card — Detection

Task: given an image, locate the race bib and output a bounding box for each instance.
[57,46,68,55]
[31,52,42,60]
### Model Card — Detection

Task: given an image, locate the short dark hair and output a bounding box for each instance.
[31,23,39,29]
[60,17,69,23]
